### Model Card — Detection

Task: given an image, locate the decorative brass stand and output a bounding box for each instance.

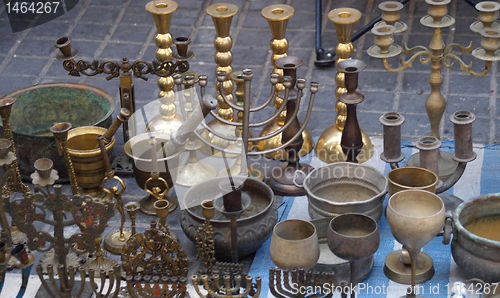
[269,268,336,298]
[257,4,313,160]
[204,3,239,153]
[367,0,500,178]
[316,8,374,164]
[122,221,188,297]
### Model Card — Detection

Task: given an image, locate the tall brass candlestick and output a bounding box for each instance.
[146,0,183,136]
[257,4,313,160]
[205,3,239,152]
[316,8,374,163]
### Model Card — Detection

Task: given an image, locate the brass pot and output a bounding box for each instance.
[388,167,438,196]
[2,82,114,181]
[270,219,320,269]
[444,194,500,283]
[302,162,387,220]
[66,126,115,194]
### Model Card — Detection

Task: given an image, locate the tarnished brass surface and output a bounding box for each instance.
[192,273,262,297]
[3,82,114,180]
[388,167,438,197]
[384,250,435,284]
[270,219,320,269]
[316,8,374,164]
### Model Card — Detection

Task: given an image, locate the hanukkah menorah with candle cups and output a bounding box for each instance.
[368,0,500,180]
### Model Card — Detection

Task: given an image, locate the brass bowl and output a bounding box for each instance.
[388,167,438,196]
[2,82,114,181]
[66,126,115,194]
[303,162,388,220]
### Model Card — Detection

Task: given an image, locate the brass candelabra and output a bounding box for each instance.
[269,268,336,298]
[367,0,500,178]
[316,8,374,164]
[191,273,262,298]
[257,4,314,160]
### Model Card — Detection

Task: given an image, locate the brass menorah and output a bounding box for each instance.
[121,221,188,298]
[191,273,262,298]
[269,268,337,298]
[195,57,318,197]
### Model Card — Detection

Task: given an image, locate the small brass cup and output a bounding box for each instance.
[34,158,53,180]
[154,199,170,226]
[388,167,438,197]
[174,36,191,57]
[201,200,215,220]
[270,219,320,269]
[55,36,75,59]
[0,139,12,159]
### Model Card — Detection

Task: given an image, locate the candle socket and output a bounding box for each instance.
[379,112,405,163]
[34,158,53,180]
[174,36,191,58]
[154,199,170,227]
[450,111,476,163]
[416,136,441,176]
[54,36,77,60]
[220,181,243,213]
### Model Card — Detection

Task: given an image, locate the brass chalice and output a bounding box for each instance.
[327,213,379,297]
[386,190,445,297]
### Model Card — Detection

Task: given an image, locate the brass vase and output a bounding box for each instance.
[315,8,374,163]
[257,4,313,160]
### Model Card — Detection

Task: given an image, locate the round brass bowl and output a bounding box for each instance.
[2,82,114,181]
[67,126,115,194]
[388,167,438,197]
[180,177,278,261]
[448,194,500,283]
[303,162,388,220]
[124,133,181,215]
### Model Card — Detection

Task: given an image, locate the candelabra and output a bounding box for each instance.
[196,57,317,196]
[316,8,374,164]
[269,268,336,298]
[257,4,314,160]
[191,273,262,298]
[367,0,500,178]
[122,221,188,297]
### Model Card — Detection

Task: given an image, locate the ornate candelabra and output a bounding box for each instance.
[367,0,500,178]
[191,273,262,298]
[316,8,374,164]
[269,268,336,298]
[257,4,314,160]
[122,221,188,297]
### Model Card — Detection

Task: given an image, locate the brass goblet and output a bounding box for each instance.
[327,213,379,298]
[386,190,445,297]
[270,219,320,269]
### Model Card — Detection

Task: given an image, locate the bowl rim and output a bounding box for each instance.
[183,176,275,223]
[453,193,500,248]
[1,82,115,138]
[303,162,388,206]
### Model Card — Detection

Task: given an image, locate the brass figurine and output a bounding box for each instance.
[316,8,374,164]
[257,4,313,160]
[367,0,500,178]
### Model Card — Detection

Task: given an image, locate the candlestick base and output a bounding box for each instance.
[140,194,178,216]
[384,250,434,285]
[103,229,132,255]
[268,163,314,197]
[316,126,374,163]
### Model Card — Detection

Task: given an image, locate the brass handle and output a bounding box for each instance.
[102,108,130,143]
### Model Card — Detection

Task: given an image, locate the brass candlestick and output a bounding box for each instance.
[316,8,374,164]
[269,268,336,298]
[195,200,216,274]
[367,0,500,179]
[0,98,30,195]
[125,202,140,236]
[50,122,80,195]
[204,3,239,154]
[257,4,313,160]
